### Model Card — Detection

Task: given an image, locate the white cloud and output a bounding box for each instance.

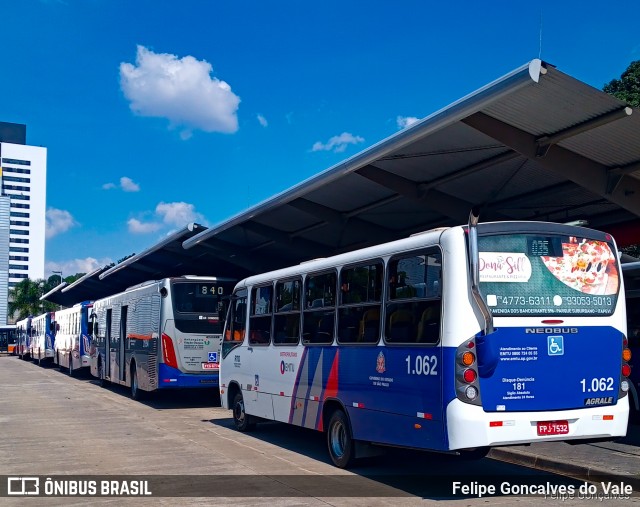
[120,45,241,138]
[103,176,141,192]
[397,115,421,129]
[46,208,78,239]
[127,201,207,234]
[156,201,205,226]
[257,114,268,127]
[311,132,365,153]
[46,257,114,277]
[127,218,163,234]
[120,176,140,192]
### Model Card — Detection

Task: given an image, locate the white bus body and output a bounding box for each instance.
[220,221,630,467]
[29,312,56,365]
[90,276,234,399]
[54,301,93,376]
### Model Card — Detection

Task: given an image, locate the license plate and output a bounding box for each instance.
[537,420,569,436]
[202,362,219,370]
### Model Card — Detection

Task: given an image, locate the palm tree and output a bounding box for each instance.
[8,278,57,321]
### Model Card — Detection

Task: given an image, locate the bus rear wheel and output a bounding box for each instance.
[131,363,144,401]
[327,409,355,468]
[232,392,255,431]
[97,357,106,387]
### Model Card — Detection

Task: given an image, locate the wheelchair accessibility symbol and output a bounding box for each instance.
[547,336,564,356]
[208,352,218,362]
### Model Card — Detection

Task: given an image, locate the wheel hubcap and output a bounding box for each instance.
[330,420,346,458]
[234,400,245,424]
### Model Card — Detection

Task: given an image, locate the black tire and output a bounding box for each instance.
[326,409,355,468]
[97,357,106,387]
[130,363,144,400]
[232,392,256,431]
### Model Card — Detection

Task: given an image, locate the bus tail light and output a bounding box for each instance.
[162,333,178,369]
[620,335,631,398]
[463,369,477,383]
[455,339,482,406]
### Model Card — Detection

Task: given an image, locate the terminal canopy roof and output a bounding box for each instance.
[183,59,640,274]
[43,223,253,307]
[44,59,640,307]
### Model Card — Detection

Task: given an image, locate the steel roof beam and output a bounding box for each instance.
[462,112,640,217]
[356,165,510,223]
[287,198,399,244]
[193,239,276,274]
[535,107,632,156]
[240,220,336,256]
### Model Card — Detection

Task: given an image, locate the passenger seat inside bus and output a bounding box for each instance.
[359,308,380,342]
[416,305,440,343]
[388,309,413,342]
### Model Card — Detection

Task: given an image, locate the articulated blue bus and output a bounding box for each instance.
[220,217,630,467]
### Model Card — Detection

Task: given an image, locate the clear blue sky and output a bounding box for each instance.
[2,0,639,278]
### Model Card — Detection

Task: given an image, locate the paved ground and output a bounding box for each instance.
[0,355,638,506]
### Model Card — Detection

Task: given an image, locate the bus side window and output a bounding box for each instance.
[249,285,272,345]
[337,262,382,344]
[303,271,336,345]
[222,291,247,358]
[274,278,301,345]
[385,249,442,345]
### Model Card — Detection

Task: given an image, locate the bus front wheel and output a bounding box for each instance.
[232,392,255,431]
[327,409,355,469]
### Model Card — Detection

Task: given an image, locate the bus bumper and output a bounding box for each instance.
[157,364,219,389]
[446,397,629,450]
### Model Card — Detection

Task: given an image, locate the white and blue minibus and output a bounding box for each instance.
[54,301,93,376]
[220,216,631,467]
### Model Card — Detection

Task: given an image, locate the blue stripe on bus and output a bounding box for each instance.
[157,363,219,388]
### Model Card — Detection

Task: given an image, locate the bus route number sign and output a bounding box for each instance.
[536,420,569,436]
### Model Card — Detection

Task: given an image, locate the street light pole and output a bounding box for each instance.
[52,270,63,286]
[51,271,63,311]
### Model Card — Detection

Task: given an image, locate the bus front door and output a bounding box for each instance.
[118,306,128,383]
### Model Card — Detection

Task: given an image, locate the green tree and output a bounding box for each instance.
[604,61,640,258]
[8,278,57,321]
[603,60,640,107]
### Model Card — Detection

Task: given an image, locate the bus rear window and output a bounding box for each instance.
[172,281,234,314]
[478,233,620,316]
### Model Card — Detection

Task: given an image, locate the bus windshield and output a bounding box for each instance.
[478,232,620,316]
[171,280,236,333]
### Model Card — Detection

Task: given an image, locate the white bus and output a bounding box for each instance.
[54,301,93,376]
[220,217,631,467]
[0,324,17,354]
[15,316,32,359]
[90,276,235,400]
[29,311,56,365]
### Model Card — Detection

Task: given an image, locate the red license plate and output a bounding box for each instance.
[537,420,569,436]
[202,362,219,370]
